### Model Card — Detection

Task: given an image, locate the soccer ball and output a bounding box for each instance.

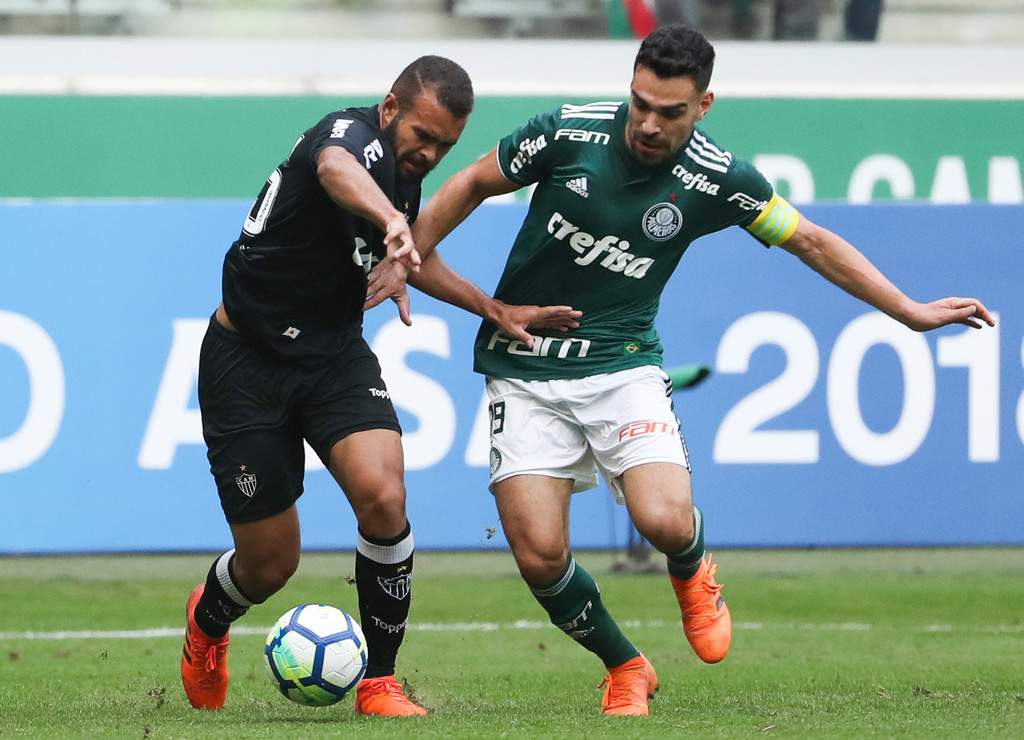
[264,604,368,706]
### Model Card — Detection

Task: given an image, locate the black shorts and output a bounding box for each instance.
[198,316,401,524]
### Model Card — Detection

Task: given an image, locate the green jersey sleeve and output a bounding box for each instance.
[495,107,569,186]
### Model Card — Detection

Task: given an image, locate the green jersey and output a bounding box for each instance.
[473,100,798,381]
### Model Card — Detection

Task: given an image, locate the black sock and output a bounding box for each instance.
[355,522,414,679]
[194,549,255,638]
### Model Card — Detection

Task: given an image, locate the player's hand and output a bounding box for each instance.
[383,216,421,273]
[493,304,582,349]
[365,258,413,326]
[906,297,995,332]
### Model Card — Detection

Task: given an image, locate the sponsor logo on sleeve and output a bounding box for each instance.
[508,135,547,174]
[330,119,354,138]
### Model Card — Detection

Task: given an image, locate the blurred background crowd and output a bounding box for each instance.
[1,0,1021,44]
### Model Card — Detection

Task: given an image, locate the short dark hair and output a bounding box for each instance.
[391,55,475,119]
[634,24,715,92]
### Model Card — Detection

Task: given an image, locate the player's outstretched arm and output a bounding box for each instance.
[317,147,420,273]
[404,250,580,348]
[369,147,582,338]
[778,216,995,332]
[411,147,520,260]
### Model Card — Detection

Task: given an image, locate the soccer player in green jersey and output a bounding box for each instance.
[367,25,994,716]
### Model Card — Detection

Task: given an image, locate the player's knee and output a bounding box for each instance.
[635,507,694,553]
[236,554,299,601]
[513,542,568,587]
[351,484,408,537]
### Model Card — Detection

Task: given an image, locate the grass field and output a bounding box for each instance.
[1,548,1022,738]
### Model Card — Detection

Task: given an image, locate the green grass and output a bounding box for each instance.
[1,549,1022,738]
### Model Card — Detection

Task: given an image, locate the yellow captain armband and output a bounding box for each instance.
[745,192,800,246]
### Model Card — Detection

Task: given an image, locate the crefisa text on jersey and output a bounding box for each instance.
[547,212,654,277]
[672,164,721,195]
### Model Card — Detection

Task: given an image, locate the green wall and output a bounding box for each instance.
[2,96,1021,201]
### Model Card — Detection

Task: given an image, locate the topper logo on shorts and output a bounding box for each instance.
[618,420,678,441]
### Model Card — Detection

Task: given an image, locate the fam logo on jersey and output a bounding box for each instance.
[235,466,257,497]
[642,202,683,242]
[485,331,592,360]
[554,128,611,146]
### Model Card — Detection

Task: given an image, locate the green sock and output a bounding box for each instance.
[530,554,639,669]
[665,505,706,581]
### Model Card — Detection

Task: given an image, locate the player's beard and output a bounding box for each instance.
[625,126,671,166]
[383,115,433,184]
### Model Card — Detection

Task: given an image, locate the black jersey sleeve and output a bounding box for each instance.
[307,110,389,174]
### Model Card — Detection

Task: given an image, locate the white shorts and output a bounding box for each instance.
[485,365,691,504]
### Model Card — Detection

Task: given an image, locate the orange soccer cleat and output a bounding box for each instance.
[181,584,230,710]
[354,675,428,716]
[671,554,732,663]
[598,654,659,715]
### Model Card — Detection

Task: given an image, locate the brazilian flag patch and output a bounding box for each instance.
[623,342,639,355]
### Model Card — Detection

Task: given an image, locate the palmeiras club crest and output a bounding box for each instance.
[642,202,683,241]
[235,466,257,497]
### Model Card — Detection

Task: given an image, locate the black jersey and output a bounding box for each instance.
[222,105,420,366]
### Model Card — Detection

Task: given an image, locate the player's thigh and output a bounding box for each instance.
[302,337,401,470]
[301,338,405,536]
[494,474,574,584]
[199,319,306,524]
[229,505,302,600]
[580,365,692,503]
[327,428,407,540]
[620,462,695,550]
[486,377,596,493]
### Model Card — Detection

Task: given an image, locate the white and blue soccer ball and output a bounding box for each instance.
[264,604,368,706]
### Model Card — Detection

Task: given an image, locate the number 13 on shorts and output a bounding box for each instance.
[490,401,506,435]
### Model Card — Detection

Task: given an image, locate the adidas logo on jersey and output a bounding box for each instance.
[566,176,589,198]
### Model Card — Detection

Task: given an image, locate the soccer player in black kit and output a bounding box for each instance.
[180,56,475,716]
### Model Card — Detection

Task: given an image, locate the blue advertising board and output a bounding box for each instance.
[1,200,1021,552]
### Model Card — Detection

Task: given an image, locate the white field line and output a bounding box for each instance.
[1,620,1022,641]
